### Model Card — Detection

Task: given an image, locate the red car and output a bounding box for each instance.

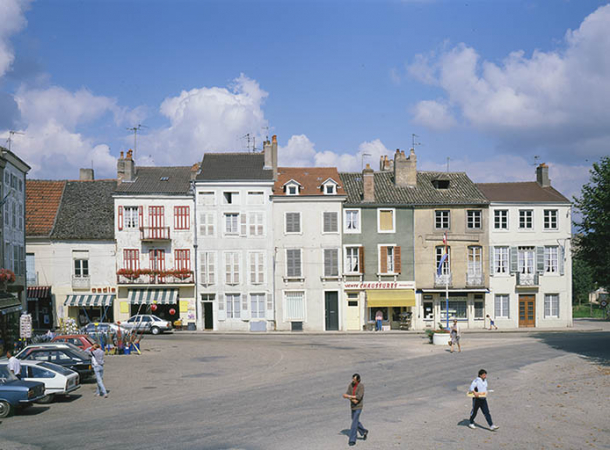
[51,334,96,351]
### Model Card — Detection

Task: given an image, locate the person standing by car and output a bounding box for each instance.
[90,344,108,398]
[6,351,21,379]
[342,373,368,446]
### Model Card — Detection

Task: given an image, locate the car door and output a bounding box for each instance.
[25,350,52,362]
[140,316,152,331]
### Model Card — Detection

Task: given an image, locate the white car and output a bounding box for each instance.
[0,360,80,404]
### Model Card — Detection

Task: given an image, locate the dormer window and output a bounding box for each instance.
[288,186,298,195]
[432,179,450,189]
[283,179,302,196]
[321,178,339,195]
[325,185,335,195]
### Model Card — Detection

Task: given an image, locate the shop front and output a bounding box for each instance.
[418,290,488,330]
[26,286,53,330]
[64,294,115,326]
[127,288,179,322]
[0,292,23,352]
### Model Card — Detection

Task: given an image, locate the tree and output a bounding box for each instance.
[573,156,610,291]
[572,252,595,305]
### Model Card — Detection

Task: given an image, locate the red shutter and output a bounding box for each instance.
[184,206,190,230]
[358,247,365,274]
[139,206,143,228]
[395,246,402,274]
[118,206,123,231]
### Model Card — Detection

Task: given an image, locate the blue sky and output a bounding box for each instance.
[1,0,609,199]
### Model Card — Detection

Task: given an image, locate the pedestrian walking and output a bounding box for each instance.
[468,369,499,431]
[90,344,108,398]
[6,351,21,380]
[486,315,498,330]
[450,319,461,353]
[375,310,383,331]
[342,373,368,446]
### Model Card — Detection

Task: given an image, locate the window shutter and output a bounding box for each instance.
[559,246,565,276]
[185,206,190,230]
[323,212,331,232]
[324,249,332,277]
[395,246,402,274]
[358,247,365,274]
[218,294,226,321]
[295,250,302,277]
[489,247,495,277]
[509,247,518,273]
[240,213,247,236]
[208,253,215,284]
[266,293,274,320]
[139,206,143,227]
[234,254,240,284]
[536,247,545,274]
[225,254,232,284]
[250,253,256,284]
[249,213,255,236]
[544,296,550,318]
[118,206,123,230]
[331,212,338,232]
[287,251,294,277]
[199,213,208,236]
[380,246,388,273]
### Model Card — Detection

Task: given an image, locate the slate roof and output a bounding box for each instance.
[273,167,345,196]
[476,182,570,203]
[340,171,488,206]
[26,180,66,237]
[197,153,273,181]
[51,180,117,240]
[115,166,193,195]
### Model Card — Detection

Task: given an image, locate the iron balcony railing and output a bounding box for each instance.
[71,275,91,290]
[517,272,539,286]
[466,272,484,287]
[434,273,452,287]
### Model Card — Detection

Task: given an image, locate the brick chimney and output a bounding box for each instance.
[117,149,136,184]
[363,163,375,202]
[394,148,417,187]
[263,135,278,181]
[79,168,94,181]
[536,163,550,187]
[379,155,393,172]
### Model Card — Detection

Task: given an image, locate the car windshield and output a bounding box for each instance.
[151,316,163,322]
[39,362,75,376]
[67,349,91,361]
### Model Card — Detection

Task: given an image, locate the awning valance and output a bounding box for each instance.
[128,289,178,305]
[0,294,22,315]
[366,289,416,307]
[64,294,115,307]
[27,286,51,300]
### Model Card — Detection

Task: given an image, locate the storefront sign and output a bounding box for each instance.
[344,281,415,290]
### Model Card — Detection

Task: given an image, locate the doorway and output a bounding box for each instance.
[325,291,339,331]
[519,295,536,327]
[346,293,360,331]
[203,302,214,330]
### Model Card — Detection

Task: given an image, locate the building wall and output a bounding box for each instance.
[273,197,344,331]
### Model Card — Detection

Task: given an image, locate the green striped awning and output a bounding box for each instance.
[128,289,178,305]
[64,294,115,307]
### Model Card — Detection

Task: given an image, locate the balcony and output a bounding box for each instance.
[517,272,539,287]
[72,275,91,290]
[435,273,452,287]
[140,226,170,241]
[117,269,194,285]
[466,273,484,287]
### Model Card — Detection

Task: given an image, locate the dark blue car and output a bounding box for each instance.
[0,367,46,418]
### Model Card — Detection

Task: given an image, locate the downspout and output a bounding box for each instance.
[191,180,200,330]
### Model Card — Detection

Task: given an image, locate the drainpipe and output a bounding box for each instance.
[191,180,200,330]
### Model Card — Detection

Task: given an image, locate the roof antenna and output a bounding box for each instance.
[446,157,451,172]
[532,155,540,166]
[126,124,147,160]
[6,131,24,152]
[361,153,371,171]
[412,133,422,151]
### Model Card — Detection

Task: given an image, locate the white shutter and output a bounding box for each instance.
[266,292,274,320]
[225,253,232,284]
[217,294,226,321]
[544,295,550,318]
[249,253,256,284]
[249,212,256,236]
[241,294,250,320]
[233,253,240,285]
[559,246,565,276]
[489,247,495,277]
[208,253,215,285]
[240,213,247,236]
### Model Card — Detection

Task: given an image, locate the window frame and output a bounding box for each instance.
[284,212,302,234]
[284,290,306,321]
[519,209,533,230]
[174,206,190,230]
[322,211,339,234]
[467,210,482,230]
[435,210,451,230]
[493,246,509,275]
[344,245,362,275]
[543,209,558,230]
[377,208,396,234]
[544,294,560,318]
[494,209,509,230]
[544,246,559,274]
[494,294,510,318]
[344,209,361,234]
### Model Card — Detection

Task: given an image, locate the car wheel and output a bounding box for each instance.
[0,400,12,418]
[151,326,160,335]
[36,394,55,404]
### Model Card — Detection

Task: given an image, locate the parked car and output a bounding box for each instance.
[80,322,129,336]
[52,334,96,351]
[15,343,94,381]
[122,314,172,335]
[0,360,80,404]
[0,369,46,418]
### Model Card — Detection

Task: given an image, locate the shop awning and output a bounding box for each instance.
[366,289,416,307]
[128,289,178,305]
[27,286,51,300]
[0,293,22,315]
[64,294,115,307]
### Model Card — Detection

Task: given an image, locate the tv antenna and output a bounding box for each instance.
[412,133,422,150]
[361,153,372,171]
[6,131,24,152]
[532,155,540,166]
[262,126,269,141]
[241,133,257,152]
[126,124,147,160]
[446,157,451,172]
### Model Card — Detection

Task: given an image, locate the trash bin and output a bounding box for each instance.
[187,322,196,331]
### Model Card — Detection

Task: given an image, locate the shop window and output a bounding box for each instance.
[475,301,484,319]
[439,300,467,320]
[423,302,433,320]
[369,307,388,321]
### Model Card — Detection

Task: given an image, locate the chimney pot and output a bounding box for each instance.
[536,163,551,187]
[272,135,277,143]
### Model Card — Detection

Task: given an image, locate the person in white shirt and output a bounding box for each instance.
[468,369,499,430]
[6,351,21,380]
[450,319,461,353]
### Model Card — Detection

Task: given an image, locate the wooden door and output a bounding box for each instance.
[325,291,339,331]
[519,295,536,327]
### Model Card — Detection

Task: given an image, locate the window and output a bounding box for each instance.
[324,249,339,277]
[124,206,140,229]
[285,291,305,320]
[199,212,215,236]
[149,249,165,272]
[18,204,22,230]
[544,246,558,273]
[285,212,301,233]
[224,213,239,235]
[174,206,190,230]
[226,294,241,319]
[199,192,215,205]
[378,209,395,233]
[467,210,482,229]
[248,212,264,236]
[475,300,484,319]
[493,247,509,275]
[250,294,266,319]
[249,252,264,284]
[225,252,240,285]
[432,179,450,189]
[148,206,165,229]
[344,209,360,233]
[544,209,558,230]
[174,249,191,271]
[286,249,302,278]
[323,212,338,233]
[288,186,297,195]
[494,210,508,230]
[369,307,388,321]
[200,252,216,285]
[123,250,140,270]
[440,300,467,320]
[26,253,36,285]
[5,243,10,271]
[495,294,509,318]
[345,247,362,274]
[247,192,264,205]
[11,202,16,228]
[518,247,535,274]
[519,210,533,229]
[435,246,451,275]
[435,210,450,229]
[73,250,89,277]
[4,201,8,225]
[467,246,482,276]
[325,184,335,195]
[423,302,433,320]
[13,246,19,275]
[18,179,22,192]
[223,192,240,205]
[380,246,401,274]
[544,294,559,318]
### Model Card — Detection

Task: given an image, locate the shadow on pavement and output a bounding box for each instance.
[18,406,50,416]
[534,332,610,366]
[53,394,82,403]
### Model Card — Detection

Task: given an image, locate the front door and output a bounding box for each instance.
[346,294,360,331]
[519,295,536,327]
[204,302,214,330]
[325,291,339,331]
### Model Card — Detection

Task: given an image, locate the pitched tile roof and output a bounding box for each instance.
[115,166,193,195]
[340,171,488,206]
[51,180,117,240]
[273,167,345,196]
[196,153,273,181]
[26,180,66,237]
[476,182,570,203]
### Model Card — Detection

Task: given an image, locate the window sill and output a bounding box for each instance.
[321,276,340,281]
[376,272,400,276]
[283,277,305,282]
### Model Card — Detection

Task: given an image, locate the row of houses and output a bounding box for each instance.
[22,136,572,332]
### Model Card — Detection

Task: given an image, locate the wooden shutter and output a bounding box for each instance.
[287,250,295,277]
[380,246,388,273]
[358,247,365,274]
[118,206,123,230]
[324,249,332,277]
[138,206,143,227]
[489,247,495,277]
[395,246,401,274]
[536,247,545,274]
[559,246,565,276]
[509,247,518,273]
[240,213,247,236]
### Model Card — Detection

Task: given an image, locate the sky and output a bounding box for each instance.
[1,0,609,200]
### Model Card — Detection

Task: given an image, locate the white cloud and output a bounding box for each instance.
[0,0,30,78]
[407,4,610,161]
[412,100,456,131]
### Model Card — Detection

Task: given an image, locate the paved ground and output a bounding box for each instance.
[1,329,609,450]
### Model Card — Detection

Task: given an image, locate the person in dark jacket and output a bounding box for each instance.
[343,373,368,446]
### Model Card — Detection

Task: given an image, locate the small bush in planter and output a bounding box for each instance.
[425,322,450,343]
